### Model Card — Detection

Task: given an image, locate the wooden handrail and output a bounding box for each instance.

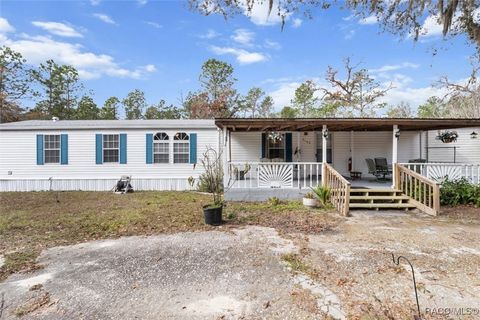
[323,163,351,216]
[394,164,440,216]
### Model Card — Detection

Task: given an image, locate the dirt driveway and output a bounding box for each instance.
[1,210,479,319]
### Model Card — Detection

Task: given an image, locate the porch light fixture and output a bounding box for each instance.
[471,131,478,139]
[394,129,401,139]
[322,128,329,138]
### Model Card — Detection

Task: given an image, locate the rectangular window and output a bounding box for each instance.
[267,135,285,160]
[103,134,119,163]
[173,142,189,163]
[44,135,60,164]
[154,142,169,163]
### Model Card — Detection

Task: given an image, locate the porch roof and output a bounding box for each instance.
[215,118,480,132]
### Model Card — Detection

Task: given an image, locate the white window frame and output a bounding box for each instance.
[153,132,170,164]
[44,134,61,164]
[103,134,120,163]
[173,132,190,164]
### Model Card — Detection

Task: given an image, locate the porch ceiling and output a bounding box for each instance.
[215,118,480,132]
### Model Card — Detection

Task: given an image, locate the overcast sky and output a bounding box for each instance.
[0,0,475,115]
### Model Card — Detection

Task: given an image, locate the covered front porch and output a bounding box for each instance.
[216,118,480,215]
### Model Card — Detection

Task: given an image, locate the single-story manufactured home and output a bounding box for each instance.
[1,118,479,215]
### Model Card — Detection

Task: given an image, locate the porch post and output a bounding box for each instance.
[223,127,229,189]
[392,125,399,188]
[350,130,355,172]
[321,125,328,186]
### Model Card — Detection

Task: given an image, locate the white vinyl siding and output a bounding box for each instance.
[425,128,480,163]
[0,127,219,191]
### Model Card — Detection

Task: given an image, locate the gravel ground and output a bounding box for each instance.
[1,210,479,320]
[0,226,328,320]
[302,210,480,319]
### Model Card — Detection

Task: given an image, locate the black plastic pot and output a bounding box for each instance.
[203,205,223,226]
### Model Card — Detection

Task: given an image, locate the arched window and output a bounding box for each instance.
[173,132,189,163]
[153,132,169,163]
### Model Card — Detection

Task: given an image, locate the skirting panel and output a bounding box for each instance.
[0,178,193,192]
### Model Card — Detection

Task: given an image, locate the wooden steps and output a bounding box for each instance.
[349,203,416,209]
[349,188,414,210]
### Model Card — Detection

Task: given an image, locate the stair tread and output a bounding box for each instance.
[350,188,402,193]
[349,203,416,208]
[350,195,410,200]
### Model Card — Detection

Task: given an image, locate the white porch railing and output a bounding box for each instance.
[228,162,323,189]
[399,163,480,184]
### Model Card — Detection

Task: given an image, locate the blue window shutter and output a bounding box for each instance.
[261,133,266,158]
[189,133,197,164]
[120,133,127,164]
[285,133,293,162]
[95,134,103,164]
[60,134,68,165]
[36,134,44,165]
[146,133,153,164]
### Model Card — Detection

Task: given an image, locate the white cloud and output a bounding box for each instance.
[1,29,155,80]
[199,29,220,39]
[264,39,281,50]
[268,81,301,110]
[93,13,116,25]
[266,77,324,110]
[380,85,447,108]
[292,18,302,28]
[90,0,101,5]
[358,15,378,25]
[242,0,290,26]
[371,62,420,73]
[144,21,162,29]
[265,71,448,111]
[231,29,255,46]
[0,17,15,33]
[137,0,148,5]
[417,15,443,38]
[209,46,268,64]
[32,21,83,38]
[142,64,157,72]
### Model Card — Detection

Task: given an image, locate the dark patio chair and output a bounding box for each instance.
[374,157,392,174]
[366,158,390,180]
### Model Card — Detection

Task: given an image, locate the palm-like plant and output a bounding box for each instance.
[311,185,331,206]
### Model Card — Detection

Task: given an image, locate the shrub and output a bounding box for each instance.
[268,197,282,206]
[310,185,331,206]
[188,147,224,206]
[440,178,480,207]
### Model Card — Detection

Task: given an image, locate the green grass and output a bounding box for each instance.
[0,191,213,281]
[0,191,340,282]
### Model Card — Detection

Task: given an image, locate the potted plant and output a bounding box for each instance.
[436,131,459,143]
[311,185,331,207]
[303,192,318,208]
[189,147,249,226]
[188,147,223,225]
